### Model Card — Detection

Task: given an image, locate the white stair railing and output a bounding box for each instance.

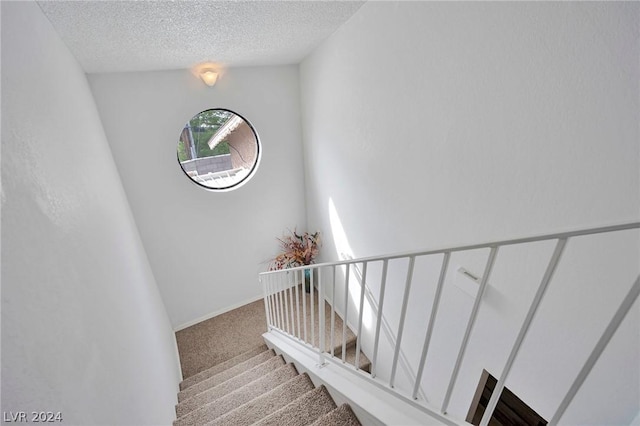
[259,222,640,424]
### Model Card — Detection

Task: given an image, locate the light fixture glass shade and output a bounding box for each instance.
[200,70,218,86]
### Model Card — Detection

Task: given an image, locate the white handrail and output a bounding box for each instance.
[259,221,639,423]
[260,222,639,275]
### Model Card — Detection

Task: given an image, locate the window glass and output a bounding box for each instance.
[177,109,260,191]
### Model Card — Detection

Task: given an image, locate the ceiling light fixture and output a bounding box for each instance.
[199,68,219,87]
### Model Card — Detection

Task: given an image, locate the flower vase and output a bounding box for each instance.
[304,269,311,293]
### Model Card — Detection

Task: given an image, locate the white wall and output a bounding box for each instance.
[88,66,306,329]
[1,2,180,424]
[300,2,639,424]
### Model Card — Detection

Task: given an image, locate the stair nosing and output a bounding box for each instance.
[178,349,276,402]
[180,344,269,390]
[173,362,300,426]
[203,372,315,426]
[252,384,337,426]
[175,354,286,417]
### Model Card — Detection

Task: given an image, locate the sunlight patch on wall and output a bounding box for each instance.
[328,197,374,331]
[329,197,354,261]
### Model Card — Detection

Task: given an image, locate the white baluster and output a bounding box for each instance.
[331,265,336,357]
[319,267,326,365]
[355,262,368,371]
[342,263,350,363]
[310,267,315,347]
[413,252,450,399]
[550,274,640,425]
[295,269,301,340]
[302,269,307,343]
[390,256,416,388]
[480,239,566,426]
[441,246,498,414]
[371,259,388,379]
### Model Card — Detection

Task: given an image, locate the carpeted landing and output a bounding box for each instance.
[176,300,267,379]
[174,345,361,426]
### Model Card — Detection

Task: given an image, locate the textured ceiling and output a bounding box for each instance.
[37,1,365,73]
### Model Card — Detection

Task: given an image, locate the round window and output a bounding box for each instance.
[177,109,261,191]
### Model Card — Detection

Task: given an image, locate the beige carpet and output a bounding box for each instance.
[173,295,364,425]
[176,299,267,379]
[176,288,370,379]
[174,346,362,425]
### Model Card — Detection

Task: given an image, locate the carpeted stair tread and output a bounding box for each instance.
[178,349,275,402]
[337,340,372,373]
[331,335,356,357]
[294,285,358,350]
[205,373,315,426]
[174,301,364,426]
[310,403,361,426]
[253,385,337,426]
[180,344,268,390]
[174,363,299,426]
[176,355,285,418]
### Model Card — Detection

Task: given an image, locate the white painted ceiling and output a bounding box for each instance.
[37,1,365,74]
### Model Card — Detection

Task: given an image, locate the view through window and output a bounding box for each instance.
[177,109,260,191]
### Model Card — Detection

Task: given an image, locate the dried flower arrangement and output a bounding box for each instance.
[270,230,321,270]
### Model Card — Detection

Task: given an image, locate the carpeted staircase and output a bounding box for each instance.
[174,284,369,425]
[174,344,361,426]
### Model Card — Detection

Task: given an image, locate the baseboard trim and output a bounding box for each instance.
[173,332,184,384]
[173,294,265,332]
